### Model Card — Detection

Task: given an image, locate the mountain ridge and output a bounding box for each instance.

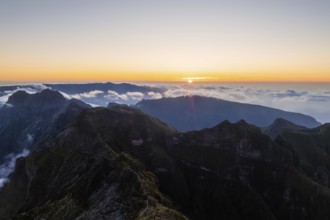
[136,95,320,131]
[1,104,330,219]
[1,91,330,219]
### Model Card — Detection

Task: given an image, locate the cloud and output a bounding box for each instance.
[71,90,104,99]
[308,95,330,102]
[0,149,30,188]
[158,84,330,123]
[146,91,163,99]
[103,90,163,104]
[272,90,308,98]
[105,91,146,104]
[126,92,145,101]
[1,83,330,123]
[0,84,49,106]
[106,90,129,102]
[58,91,72,100]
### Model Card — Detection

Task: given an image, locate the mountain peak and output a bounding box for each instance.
[272,117,298,126]
[262,117,307,139]
[236,119,249,126]
[6,90,29,105]
[6,89,66,108]
[33,89,66,102]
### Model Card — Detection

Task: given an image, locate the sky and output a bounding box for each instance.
[1,0,330,82]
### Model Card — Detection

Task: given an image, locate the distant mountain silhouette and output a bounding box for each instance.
[45,82,163,94]
[262,118,308,139]
[0,85,35,94]
[44,82,164,106]
[136,95,321,131]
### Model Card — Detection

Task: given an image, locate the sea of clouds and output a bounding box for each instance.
[159,83,330,123]
[0,83,330,123]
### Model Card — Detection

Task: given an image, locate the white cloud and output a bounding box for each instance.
[106,90,129,102]
[146,91,163,99]
[71,90,104,99]
[0,84,49,106]
[158,84,330,123]
[126,92,145,100]
[105,91,146,104]
[0,149,30,188]
[58,91,72,100]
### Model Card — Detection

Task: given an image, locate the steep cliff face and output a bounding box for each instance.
[1,105,330,220]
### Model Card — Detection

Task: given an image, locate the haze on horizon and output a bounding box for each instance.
[1,0,330,83]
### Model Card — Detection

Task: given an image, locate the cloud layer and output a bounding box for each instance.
[0,84,48,106]
[159,83,330,123]
[1,83,329,123]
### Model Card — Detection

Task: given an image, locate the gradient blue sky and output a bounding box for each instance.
[1,0,330,82]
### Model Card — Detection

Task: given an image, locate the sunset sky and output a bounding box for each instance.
[1,0,329,82]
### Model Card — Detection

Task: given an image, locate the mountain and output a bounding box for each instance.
[136,96,320,131]
[0,106,186,219]
[263,119,330,189]
[1,104,330,219]
[165,120,330,220]
[275,123,330,188]
[0,82,164,107]
[44,82,164,106]
[262,118,308,139]
[0,85,36,94]
[45,82,163,95]
[0,89,90,162]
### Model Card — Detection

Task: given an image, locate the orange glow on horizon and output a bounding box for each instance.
[0,70,330,83]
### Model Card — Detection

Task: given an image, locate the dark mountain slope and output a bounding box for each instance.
[0,107,187,219]
[0,89,90,162]
[262,118,308,139]
[1,106,330,219]
[275,123,330,188]
[136,96,320,131]
[166,120,330,220]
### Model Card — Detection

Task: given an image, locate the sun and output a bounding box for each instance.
[187,79,193,84]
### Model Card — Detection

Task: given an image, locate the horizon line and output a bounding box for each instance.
[1,80,330,85]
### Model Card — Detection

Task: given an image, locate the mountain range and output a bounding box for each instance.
[45,82,164,95]
[0,89,329,219]
[0,82,163,107]
[136,96,320,131]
